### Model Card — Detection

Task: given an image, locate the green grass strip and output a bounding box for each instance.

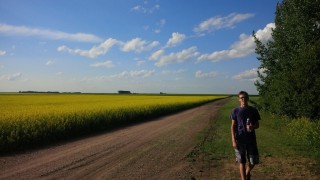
[202,96,320,161]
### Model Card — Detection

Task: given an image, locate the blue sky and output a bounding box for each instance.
[0,0,279,94]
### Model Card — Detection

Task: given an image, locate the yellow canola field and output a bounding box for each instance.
[0,94,226,152]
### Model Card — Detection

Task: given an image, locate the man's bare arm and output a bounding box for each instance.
[231,120,237,149]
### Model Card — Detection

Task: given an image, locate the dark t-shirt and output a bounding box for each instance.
[231,106,261,144]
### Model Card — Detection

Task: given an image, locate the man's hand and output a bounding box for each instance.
[248,123,255,131]
[248,121,259,131]
[232,140,237,149]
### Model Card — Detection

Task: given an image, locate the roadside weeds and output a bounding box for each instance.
[187,97,320,179]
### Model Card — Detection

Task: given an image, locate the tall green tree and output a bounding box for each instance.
[254,0,320,119]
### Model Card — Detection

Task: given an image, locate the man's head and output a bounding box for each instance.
[238,91,249,107]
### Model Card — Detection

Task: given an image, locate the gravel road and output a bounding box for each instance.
[0,98,228,180]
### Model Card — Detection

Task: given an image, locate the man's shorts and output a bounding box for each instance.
[235,143,259,165]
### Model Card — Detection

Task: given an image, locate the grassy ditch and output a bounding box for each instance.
[197,96,320,179]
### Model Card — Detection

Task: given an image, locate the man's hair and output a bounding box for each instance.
[238,91,249,98]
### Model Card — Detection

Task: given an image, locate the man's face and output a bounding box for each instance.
[238,94,249,105]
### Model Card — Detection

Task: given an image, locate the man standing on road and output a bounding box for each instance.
[231,91,261,180]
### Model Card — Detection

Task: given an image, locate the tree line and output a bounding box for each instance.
[254,0,320,119]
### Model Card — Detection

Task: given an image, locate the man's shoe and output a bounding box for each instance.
[246,173,251,180]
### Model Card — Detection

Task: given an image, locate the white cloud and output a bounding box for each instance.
[194,13,255,34]
[158,19,166,26]
[0,50,6,56]
[153,29,161,34]
[197,23,274,63]
[90,60,115,68]
[161,69,186,75]
[153,19,166,34]
[56,72,63,76]
[137,60,145,67]
[0,72,22,81]
[195,70,217,78]
[131,4,160,14]
[130,69,155,78]
[255,23,275,43]
[232,68,266,81]
[0,23,102,43]
[46,60,55,65]
[58,37,159,58]
[57,38,118,58]
[149,49,164,61]
[121,38,159,53]
[154,46,199,67]
[166,32,186,47]
[173,77,183,81]
[82,69,155,82]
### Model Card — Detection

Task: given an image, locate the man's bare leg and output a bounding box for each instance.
[246,164,255,179]
[239,163,246,180]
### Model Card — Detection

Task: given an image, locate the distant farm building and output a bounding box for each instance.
[118,90,131,94]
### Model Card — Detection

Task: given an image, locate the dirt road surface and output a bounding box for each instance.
[0,99,228,180]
